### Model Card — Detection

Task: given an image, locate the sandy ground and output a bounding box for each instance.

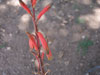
[0,0,100,75]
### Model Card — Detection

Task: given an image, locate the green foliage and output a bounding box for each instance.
[75,17,86,24]
[77,38,93,55]
[72,3,81,10]
[0,43,7,49]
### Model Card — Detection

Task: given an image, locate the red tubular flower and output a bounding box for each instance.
[37,4,51,22]
[26,32,38,51]
[31,0,37,8]
[37,32,52,60]
[29,38,34,49]
[19,0,32,15]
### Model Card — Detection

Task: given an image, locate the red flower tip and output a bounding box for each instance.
[19,0,32,15]
[31,0,37,8]
[26,32,38,51]
[36,4,51,22]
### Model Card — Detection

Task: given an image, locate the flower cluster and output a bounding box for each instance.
[26,32,52,60]
[19,0,52,74]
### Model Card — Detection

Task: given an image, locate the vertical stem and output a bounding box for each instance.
[32,17,45,75]
[32,8,45,75]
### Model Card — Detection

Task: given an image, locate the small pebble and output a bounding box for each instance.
[61,23,65,26]
[58,11,64,16]
[70,0,74,3]
[64,61,70,66]
[59,29,68,36]
[52,5,56,9]
[64,0,68,2]
[1,28,5,32]
[95,35,98,38]
[9,33,12,37]
[3,72,6,75]
[76,66,79,70]
[48,41,52,45]
[96,40,99,44]
[58,51,64,58]
[75,9,79,12]
[80,63,83,67]
[63,20,68,24]
[60,68,63,71]
[26,66,30,69]
[82,35,86,39]
[15,30,19,34]
[2,33,5,36]
[6,47,11,50]
[31,59,35,62]
[85,73,89,75]
[55,68,58,71]
[83,56,86,59]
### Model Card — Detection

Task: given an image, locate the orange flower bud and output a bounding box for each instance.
[26,32,38,51]
[37,4,51,22]
[19,0,32,15]
[46,50,52,60]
